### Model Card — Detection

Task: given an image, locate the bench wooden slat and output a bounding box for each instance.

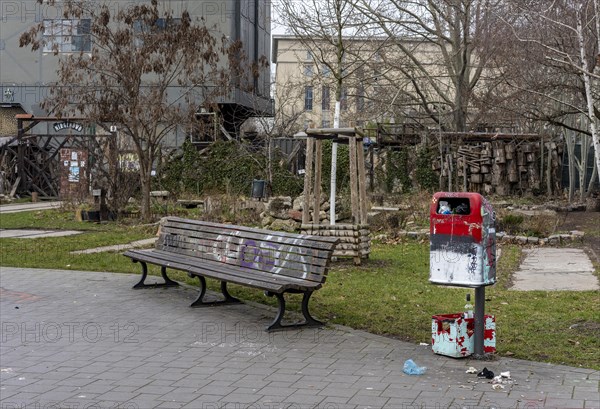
[131,248,325,286]
[159,225,334,262]
[152,242,327,283]
[125,249,321,292]
[156,229,330,280]
[164,218,338,250]
[125,217,339,331]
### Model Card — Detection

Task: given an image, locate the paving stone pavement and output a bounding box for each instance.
[0,267,598,409]
[511,248,598,291]
[0,202,63,214]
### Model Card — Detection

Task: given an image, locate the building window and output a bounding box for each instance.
[43,19,91,52]
[322,86,330,111]
[321,119,331,128]
[356,85,364,111]
[340,87,348,111]
[304,86,313,111]
[304,64,313,77]
[306,50,313,61]
[322,64,331,77]
[133,18,182,47]
[135,18,182,33]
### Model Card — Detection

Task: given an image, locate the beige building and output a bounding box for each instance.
[272,35,385,132]
[271,34,503,135]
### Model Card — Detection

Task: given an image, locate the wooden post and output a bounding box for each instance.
[357,137,368,225]
[447,153,453,192]
[540,135,544,191]
[302,138,314,225]
[349,135,359,225]
[16,118,25,196]
[547,145,552,195]
[463,154,468,191]
[313,139,322,224]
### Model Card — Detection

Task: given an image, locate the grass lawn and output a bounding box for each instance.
[1,209,598,369]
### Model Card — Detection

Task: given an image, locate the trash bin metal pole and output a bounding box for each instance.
[474,285,485,357]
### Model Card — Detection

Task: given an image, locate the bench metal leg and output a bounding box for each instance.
[189,275,241,307]
[132,261,180,289]
[265,291,325,332]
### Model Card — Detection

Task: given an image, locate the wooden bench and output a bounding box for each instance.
[123,217,339,331]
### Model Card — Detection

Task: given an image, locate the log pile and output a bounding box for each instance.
[301,223,371,263]
[437,140,562,195]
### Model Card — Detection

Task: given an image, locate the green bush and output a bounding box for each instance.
[499,214,524,234]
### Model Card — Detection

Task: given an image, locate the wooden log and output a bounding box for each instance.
[471,174,483,183]
[313,139,322,224]
[491,163,503,185]
[495,185,508,195]
[480,165,490,174]
[302,138,314,224]
[356,138,369,225]
[349,136,359,225]
[506,144,515,160]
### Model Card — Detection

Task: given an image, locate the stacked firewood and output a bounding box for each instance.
[437,140,562,195]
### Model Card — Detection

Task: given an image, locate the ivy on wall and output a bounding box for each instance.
[159,140,304,197]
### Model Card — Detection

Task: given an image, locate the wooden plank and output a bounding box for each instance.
[356,137,368,225]
[9,176,20,198]
[155,237,329,281]
[349,135,359,224]
[303,137,314,224]
[145,218,339,285]
[157,233,330,274]
[160,224,336,258]
[126,249,324,290]
[164,218,339,249]
[164,218,342,245]
[125,251,285,291]
[313,139,322,224]
[156,229,333,279]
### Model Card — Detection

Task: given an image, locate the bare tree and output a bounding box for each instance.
[352,0,505,132]
[276,0,377,223]
[20,0,236,219]
[498,0,600,184]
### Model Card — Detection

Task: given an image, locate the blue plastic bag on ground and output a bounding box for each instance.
[403,359,427,375]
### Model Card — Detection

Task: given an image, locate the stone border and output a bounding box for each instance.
[372,229,586,245]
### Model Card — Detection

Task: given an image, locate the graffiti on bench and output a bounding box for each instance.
[162,233,317,278]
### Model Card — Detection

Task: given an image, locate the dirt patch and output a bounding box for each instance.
[569,321,600,335]
[555,210,600,266]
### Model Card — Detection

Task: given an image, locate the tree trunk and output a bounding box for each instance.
[577,8,600,181]
[267,137,273,186]
[138,150,153,221]
[567,134,575,203]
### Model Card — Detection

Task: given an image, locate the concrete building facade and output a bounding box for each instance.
[0,0,273,143]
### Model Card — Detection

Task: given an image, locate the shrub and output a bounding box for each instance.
[499,214,524,234]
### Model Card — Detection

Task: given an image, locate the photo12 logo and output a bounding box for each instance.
[1,402,139,409]
[1,322,139,344]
